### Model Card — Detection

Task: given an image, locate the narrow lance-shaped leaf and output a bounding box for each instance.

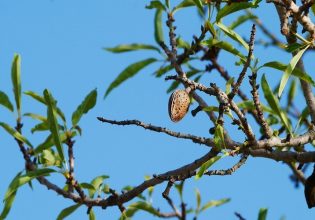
[202,39,246,61]
[0,122,33,147]
[261,61,315,86]
[104,44,160,53]
[200,198,230,212]
[0,91,14,112]
[129,201,160,216]
[193,0,204,16]
[165,0,170,8]
[72,89,97,126]
[4,168,55,200]
[145,1,167,10]
[261,74,291,133]
[294,107,309,133]
[154,9,164,44]
[195,189,201,214]
[104,58,157,98]
[258,208,268,220]
[216,22,249,51]
[216,0,261,22]
[11,54,22,119]
[0,172,22,219]
[43,89,65,163]
[172,0,195,13]
[196,155,222,179]
[89,209,96,220]
[278,44,310,97]
[229,13,257,29]
[56,204,81,220]
[287,79,297,107]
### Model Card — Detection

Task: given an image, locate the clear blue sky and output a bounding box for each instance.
[0,0,314,219]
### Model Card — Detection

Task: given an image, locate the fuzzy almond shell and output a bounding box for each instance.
[168,89,190,122]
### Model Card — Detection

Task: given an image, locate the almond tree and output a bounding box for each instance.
[1,1,315,219]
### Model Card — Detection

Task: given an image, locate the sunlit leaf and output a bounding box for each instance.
[11,54,22,119]
[0,91,14,112]
[146,1,166,11]
[24,113,47,122]
[104,58,157,98]
[200,198,230,212]
[154,9,164,44]
[278,45,310,97]
[72,89,97,126]
[216,0,261,22]
[205,20,216,38]
[43,89,65,163]
[31,122,49,133]
[285,42,303,53]
[261,75,291,133]
[104,44,160,53]
[155,64,174,77]
[226,77,234,94]
[173,0,195,13]
[89,175,110,197]
[216,22,249,50]
[214,124,225,149]
[129,201,160,216]
[196,155,222,179]
[237,100,274,114]
[261,61,315,86]
[56,204,81,220]
[0,122,33,147]
[4,169,55,201]
[287,79,297,107]
[0,172,22,219]
[193,0,204,15]
[89,209,96,220]
[195,189,201,213]
[202,39,246,61]
[258,208,268,220]
[229,13,257,29]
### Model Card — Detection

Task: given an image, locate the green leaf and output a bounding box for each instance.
[278,45,310,97]
[80,182,95,190]
[0,122,33,147]
[193,0,204,15]
[202,39,246,61]
[173,0,195,13]
[200,198,230,212]
[146,1,166,11]
[261,61,315,86]
[285,42,303,53]
[294,107,309,133]
[176,37,190,49]
[195,189,201,213]
[89,209,96,220]
[24,90,46,104]
[287,79,296,107]
[205,20,216,38]
[0,172,22,219]
[104,44,160,53]
[261,75,291,133]
[312,4,315,15]
[258,208,268,220]
[104,58,157,98]
[214,124,225,149]
[216,22,249,50]
[34,131,76,155]
[237,100,274,114]
[196,155,222,179]
[24,90,66,122]
[4,168,55,201]
[89,175,110,197]
[229,13,257,29]
[24,113,47,122]
[43,89,65,163]
[72,89,97,126]
[155,64,174,77]
[0,91,14,112]
[216,0,261,22]
[226,77,234,94]
[31,122,49,133]
[11,54,22,119]
[56,204,81,220]
[175,181,184,202]
[129,201,160,216]
[154,9,164,44]
[165,0,170,8]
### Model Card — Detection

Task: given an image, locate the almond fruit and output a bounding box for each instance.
[168,89,190,122]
